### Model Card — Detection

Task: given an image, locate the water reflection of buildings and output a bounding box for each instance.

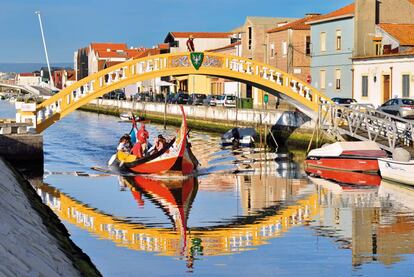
[310,177,414,267]
[36,174,319,258]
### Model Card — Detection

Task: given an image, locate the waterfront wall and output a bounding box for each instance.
[91,99,315,129]
[0,157,101,276]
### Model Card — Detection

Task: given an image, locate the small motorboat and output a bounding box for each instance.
[113,106,198,175]
[378,148,414,186]
[305,141,387,174]
[119,112,146,122]
[221,127,256,147]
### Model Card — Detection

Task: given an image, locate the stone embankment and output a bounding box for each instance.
[0,158,101,277]
[81,99,318,147]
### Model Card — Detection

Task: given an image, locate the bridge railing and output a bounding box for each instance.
[21,52,332,132]
[319,103,414,151]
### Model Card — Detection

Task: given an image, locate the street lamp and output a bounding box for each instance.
[35,11,55,89]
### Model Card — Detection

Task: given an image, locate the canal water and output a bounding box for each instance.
[2,100,414,276]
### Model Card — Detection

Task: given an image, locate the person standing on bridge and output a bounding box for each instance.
[186,35,195,52]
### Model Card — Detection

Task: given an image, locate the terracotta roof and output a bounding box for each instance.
[206,41,241,52]
[169,32,232,39]
[96,50,129,58]
[379,23,414,46]
[18,72,37,77]
[307,3,354,25]
[90,42,127,51]
[267,15,320,33]
[157,43,170,50]
[352,47,414,60]
[66,70,76,81]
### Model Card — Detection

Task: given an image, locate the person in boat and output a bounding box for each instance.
[155,134,167,152]
[117,134,132,153]
[131,125,152,158]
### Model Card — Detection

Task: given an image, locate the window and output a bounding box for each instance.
[320,32,326,52]
[320,70,326,89]
[336,30,342,50]
[403,74,410,97]
[375,42,382,55]
[248,26,252,50]
[282,41,287,55]
[305,36,311,55]
[335,69,341,90]
[362,76,368,97]
[270,43,275,58]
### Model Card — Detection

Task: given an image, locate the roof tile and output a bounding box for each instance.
[267,15,320,33]
[308,3,354,25]
[379,23,414,46]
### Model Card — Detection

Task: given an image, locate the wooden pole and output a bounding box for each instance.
[163,90,167,130]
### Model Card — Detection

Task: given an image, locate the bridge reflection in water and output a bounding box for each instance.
[35,173,414,269]
[35,174,318,260]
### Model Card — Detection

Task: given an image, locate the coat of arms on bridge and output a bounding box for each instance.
[190,52,204,70]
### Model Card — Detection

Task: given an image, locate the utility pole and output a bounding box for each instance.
[35,11,55,89]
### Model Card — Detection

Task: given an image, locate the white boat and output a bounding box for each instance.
[378,158,414,186]
[221,127,256,147]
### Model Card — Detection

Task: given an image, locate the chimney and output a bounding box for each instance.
[354,0,378,57]
[305,13,321,17]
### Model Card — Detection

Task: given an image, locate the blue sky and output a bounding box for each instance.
[0,0,351,63]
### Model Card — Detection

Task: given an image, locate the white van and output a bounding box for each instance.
[217,95,236,108]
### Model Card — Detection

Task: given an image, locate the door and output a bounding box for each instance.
[383,75,390,103]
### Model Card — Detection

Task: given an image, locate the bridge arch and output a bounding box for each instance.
[17,52,331,133]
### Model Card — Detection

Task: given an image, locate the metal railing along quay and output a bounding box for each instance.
[318,103,414,152]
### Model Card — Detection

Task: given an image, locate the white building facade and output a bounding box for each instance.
[353,54,414,106]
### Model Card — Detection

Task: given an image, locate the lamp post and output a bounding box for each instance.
[35,11,54,89]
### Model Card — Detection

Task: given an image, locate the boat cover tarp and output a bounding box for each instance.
[308,141,382,157]
[222,128,257,140]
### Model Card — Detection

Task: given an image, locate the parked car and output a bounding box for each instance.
[377,98,414,118]
[172,92,189,104]
[217,95,236,108]
[203,95,219,106]
[188,93,206,105]
[103,90,126,100]
[331,97,357,105]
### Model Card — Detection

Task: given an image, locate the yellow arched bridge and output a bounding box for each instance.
[16,52,331,133]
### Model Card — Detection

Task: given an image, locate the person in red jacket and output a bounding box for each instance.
[186,35,195,52]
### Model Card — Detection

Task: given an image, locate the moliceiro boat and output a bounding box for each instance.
[115,106,198,175]
[305,141,387,174]
[378,148,414,186]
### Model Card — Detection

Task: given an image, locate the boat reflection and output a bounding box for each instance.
[307,167,381,186]
[310,177,414,267]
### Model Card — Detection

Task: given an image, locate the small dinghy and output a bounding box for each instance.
[119,112,147,122]
[221,127,257,147]
[378,148,414,186]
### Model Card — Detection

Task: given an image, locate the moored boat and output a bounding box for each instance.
[305,141,387,174]
[378,148,414,186]
[221,127,256,147]
[114,106,198,175]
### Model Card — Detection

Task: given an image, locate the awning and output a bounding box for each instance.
[156,80,176,86]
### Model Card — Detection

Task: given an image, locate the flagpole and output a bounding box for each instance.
[35,11,55,89]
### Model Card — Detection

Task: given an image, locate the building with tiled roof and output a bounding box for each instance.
[308,0,414,100]
[234,16,298,107]
[266,14,320,83]
[351,1,414,107]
